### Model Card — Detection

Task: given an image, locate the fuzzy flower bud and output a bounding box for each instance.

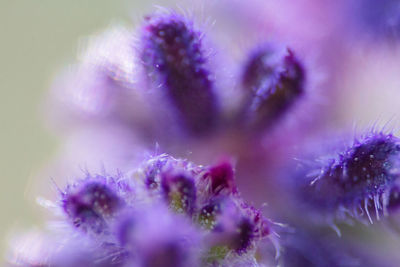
[298,131,400,224]
[141,12,219,134]
[64,176,131,235]
[240,45,305,132]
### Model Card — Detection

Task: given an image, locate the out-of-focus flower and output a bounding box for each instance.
[46,9,312,153]
[238,44,305,133]
[344,0,400,41]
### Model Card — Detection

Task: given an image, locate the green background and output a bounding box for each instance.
[0,0,168,259]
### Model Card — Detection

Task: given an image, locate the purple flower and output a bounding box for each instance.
[239,45,305,132]
[295,131,400,224]
[62,178,124,233]
[45,10,310,189]
[141,11,219,134]
[140,154,272,256]
[8,154,273,266]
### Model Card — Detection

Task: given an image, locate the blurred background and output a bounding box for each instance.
[0,0,161,257]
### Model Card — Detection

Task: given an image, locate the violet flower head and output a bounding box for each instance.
[61,177,124,234]
[141,12,219,135]
[298,131,400,224]
[9,154,274,267]
[240,44,305,133]
[139,154,272,257]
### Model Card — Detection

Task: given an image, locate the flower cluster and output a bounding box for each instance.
[7,2,400,267]
[10,155,273,266]
[48,10,307,144]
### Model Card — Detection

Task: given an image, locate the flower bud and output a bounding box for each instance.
[141,12,219,134]
[240,45,305,132]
